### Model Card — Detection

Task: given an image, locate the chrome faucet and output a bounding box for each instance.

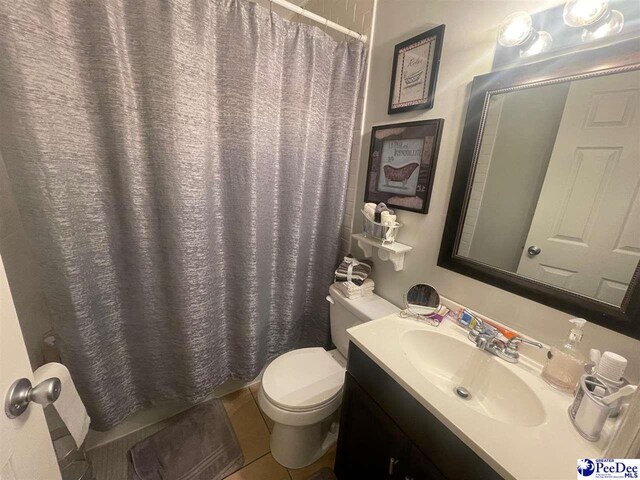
[468,319,543,363]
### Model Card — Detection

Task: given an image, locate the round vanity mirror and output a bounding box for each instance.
[403,283,440,317]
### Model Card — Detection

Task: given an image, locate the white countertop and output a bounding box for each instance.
[347,313,619,480]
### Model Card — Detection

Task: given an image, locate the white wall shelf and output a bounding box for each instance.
[352,234,412,272]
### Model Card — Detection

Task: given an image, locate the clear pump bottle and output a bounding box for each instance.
[541,318,587,392]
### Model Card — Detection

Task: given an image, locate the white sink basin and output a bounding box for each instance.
[348,313,604,479]
[401,329,546,427]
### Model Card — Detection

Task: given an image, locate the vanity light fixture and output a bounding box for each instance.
[563,0,624,41]
[497,11,553,58]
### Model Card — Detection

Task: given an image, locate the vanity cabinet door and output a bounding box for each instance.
[401,445,447,480]
[342,343,501,479]
[335,373,411,479]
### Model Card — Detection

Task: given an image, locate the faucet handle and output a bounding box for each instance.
[472,319,501,336]
[468,320,500,350]
[492,335,543,363]
[506,336,543,351]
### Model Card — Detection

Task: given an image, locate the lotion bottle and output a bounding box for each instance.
[541,318,587,392]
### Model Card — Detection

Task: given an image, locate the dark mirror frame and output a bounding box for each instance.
[439,38,640,339]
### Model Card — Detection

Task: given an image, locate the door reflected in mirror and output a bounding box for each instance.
[456,69,640,307]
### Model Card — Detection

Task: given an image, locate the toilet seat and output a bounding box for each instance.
[262,347,345,412]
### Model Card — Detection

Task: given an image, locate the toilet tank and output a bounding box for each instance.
[328,284,399,357]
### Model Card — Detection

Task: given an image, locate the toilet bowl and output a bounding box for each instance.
[258,285,398,468]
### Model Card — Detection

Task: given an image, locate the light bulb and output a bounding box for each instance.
[498,12,533,47]
[563,0,608,27]
[520,31,553,57]
[582,9,624,41]
[497,11,552,57]
[563,0,624,41]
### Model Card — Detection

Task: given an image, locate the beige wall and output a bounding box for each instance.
[468,83,569,271]
[457,94,504,258]
[351,0,640,382]
[0,153,52,368]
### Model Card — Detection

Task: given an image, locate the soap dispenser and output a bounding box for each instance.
[541,318,587,392]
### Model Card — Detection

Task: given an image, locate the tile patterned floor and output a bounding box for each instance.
[88,383,336,480]
[240,382,337,480]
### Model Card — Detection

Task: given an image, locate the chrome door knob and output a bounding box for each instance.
[527,245,541,256]
[4,377,61,419]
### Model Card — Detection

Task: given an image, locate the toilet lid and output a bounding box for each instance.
[262,348,345,412]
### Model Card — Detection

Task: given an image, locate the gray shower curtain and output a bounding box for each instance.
[0,0,365,429]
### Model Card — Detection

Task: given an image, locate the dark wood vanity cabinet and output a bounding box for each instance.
[334,372,409,479]
[335,344,502,480]
[335,372,444,479]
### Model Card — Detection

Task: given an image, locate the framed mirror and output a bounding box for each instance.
[439,38,640,339]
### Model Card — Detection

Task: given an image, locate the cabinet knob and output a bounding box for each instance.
[389,457,399,475]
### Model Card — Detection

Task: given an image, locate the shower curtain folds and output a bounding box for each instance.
[0,0,366,429]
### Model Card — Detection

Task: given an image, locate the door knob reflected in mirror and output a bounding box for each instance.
[527,245,541,256]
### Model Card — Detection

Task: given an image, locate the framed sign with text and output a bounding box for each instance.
[388,25,445,114]
[365,120,444,214]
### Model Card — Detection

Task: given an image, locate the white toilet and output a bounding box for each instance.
[258,284,399,468]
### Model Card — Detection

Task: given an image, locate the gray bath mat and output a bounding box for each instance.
[305,468,337,480]
[128,399,243,480]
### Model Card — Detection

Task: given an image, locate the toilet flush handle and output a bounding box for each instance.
[326,295,335,305]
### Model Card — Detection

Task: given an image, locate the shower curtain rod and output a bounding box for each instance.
[270,0,368,42]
